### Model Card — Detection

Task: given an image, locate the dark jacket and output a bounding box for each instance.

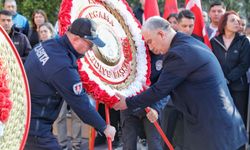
[126,32,247,150]
[133,6,144,24]
[210,33,250,91]
[28,28,40,48]
[9,26,31,63]
[24,35,106,137]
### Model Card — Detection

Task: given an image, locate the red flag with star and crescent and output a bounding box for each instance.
[163,0,179,19]
[185,0,212,49]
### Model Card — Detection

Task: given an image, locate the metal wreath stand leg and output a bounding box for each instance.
[89,105,174,150]
[89,101,113,150]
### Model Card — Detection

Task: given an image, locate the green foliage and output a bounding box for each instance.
[19,0,61,25]
[0,0,3,8]
[0,0,61,26]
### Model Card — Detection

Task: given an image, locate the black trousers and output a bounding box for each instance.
[24,135,61,150]
[230,90,248,125]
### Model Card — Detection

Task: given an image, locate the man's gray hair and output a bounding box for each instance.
[142,16,170,31]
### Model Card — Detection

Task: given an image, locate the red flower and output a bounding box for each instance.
[0,87,10,96]
[0,108,10,123]
[0,60,12,123]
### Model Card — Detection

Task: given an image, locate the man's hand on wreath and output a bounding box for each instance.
[113,92,128,110]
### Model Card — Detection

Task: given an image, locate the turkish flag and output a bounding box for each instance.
[163,0,179,19]
[185,0,211,49]
[144,0,160,20]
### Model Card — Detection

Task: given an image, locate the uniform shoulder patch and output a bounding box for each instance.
[155,60,163,71]
[73,82,83,95]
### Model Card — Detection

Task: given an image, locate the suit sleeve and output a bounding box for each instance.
[126,51,194,110]
[49,66,107,132]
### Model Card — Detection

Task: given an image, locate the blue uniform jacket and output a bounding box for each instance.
[24,35,106,137]
[121,51,168,119]
[13,13,29,37]
[126,32,247,150]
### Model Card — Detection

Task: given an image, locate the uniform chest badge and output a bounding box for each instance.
[155,60,163,71]
[73,82,83,95]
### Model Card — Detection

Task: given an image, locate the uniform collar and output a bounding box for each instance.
[59,35,84,59]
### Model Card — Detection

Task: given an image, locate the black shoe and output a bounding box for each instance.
[94,136,106,146]
[112,139,122,148]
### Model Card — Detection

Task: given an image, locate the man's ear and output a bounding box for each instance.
[158,30,165,39]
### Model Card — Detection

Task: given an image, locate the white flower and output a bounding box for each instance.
[0,121,4,137]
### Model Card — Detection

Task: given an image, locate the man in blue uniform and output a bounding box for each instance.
[113,16,247,150]
[24,18,116,150]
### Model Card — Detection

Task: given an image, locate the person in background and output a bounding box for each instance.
[24,18,116,150]
[207,1,226,39]
[133,0,145,24]
[0,10,31,63]
[210,10,250,134]
[239,16,247,35]
[167,13,179,31]
[245,23,250,39]
[3,0,29,36]
[56,101,83,150]
[177,9,195,36]
[177,9,204,42]
[38,22,55,42]
[113,16,247,150]
[29,9,48,47]
[202,10,209,25]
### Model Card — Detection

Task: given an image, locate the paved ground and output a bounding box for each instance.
[81,139,147,150]
[54,114,148,150]
[63,137,148,150]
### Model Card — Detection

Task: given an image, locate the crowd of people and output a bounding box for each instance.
[1,0,250,150]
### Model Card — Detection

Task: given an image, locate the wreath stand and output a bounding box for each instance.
[88,103,174,150]
[89,102,112,150]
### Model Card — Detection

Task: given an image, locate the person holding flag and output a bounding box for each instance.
[185,0,212,48]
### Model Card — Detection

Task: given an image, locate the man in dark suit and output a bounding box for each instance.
[113,16,247,150]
